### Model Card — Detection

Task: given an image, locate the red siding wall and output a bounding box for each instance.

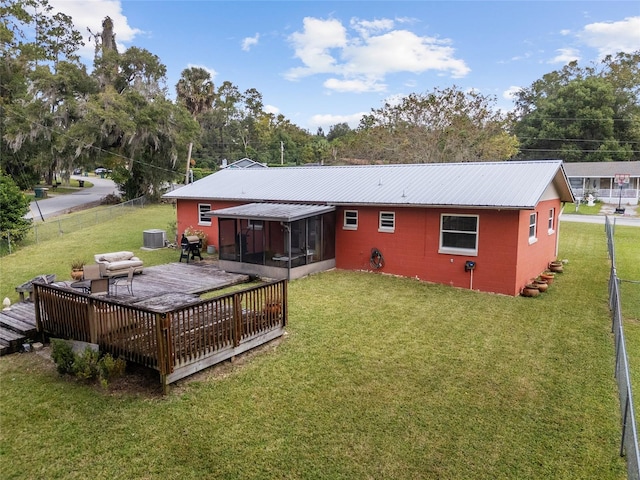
[175,199,242,248]
[175,199,562,296]
[335,203,561,296]
[513,199,561,291]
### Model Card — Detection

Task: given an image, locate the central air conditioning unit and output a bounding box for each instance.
[143,229,166,249]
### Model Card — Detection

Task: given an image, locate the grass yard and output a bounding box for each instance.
[0,212,632,479]
[612,224,640,421]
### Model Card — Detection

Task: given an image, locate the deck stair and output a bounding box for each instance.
[0,302,38,355]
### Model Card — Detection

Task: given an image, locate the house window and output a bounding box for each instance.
[248,219,263,230]
[529,212,537,244]
[343,210,358,230]
[379,211,395,232]
[548,208,555,234]
[439,215,478,255]
[198,203,211,225]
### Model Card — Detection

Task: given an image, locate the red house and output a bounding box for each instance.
[163,160,574,296]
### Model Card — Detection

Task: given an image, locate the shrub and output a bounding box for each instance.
[72,346,101,381]
[50,341,127,387]
[51,339,75,375]
[99,353,126,381]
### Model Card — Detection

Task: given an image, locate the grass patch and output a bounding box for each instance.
[570,201,603,215]
[200,279,265,299]
[0,220,628,479]
[611,225,640,423]
[0,204,178,302]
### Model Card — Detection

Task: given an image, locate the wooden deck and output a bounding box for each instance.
[0,262,250,355]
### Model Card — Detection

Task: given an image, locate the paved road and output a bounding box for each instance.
[25,175,119,221]
[561,214,640,227]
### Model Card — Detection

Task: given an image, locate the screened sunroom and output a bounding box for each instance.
[206,203,336,280]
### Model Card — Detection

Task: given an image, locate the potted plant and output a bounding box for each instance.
[534,278,549,293]
[70,259,85,280]
[540,271,555,284]
[549,260,564,273]
[521,283,540,297]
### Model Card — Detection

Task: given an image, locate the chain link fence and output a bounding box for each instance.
[605,215,640,480]
[1,197,147,256]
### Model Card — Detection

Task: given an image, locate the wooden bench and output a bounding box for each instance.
[15,274,56,302]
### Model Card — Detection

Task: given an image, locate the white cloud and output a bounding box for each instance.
[560,29,572,36]
[579,16,640,56]
[309,112,367,131]
[48,0,143,60]
[349,17,395,38]
[285,17,348,79]
[285,16,469,92]
[242,33,260,52]
[548,47,581,64]
[264,104,280,115]
[186,64,218,81]
[323,77,386,93]
[503,86,522,100]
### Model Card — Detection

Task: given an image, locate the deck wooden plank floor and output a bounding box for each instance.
[0,262,251,354]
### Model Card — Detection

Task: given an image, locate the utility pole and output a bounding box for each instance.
[280,141,284,165]
[185,142,193,184]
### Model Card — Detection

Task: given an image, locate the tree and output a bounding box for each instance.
[176,67,215,181]
[340,86,517,163]
[0,172,31,243]
[513,52,640,162]
[68,17,198,200]
[2,0,90,187]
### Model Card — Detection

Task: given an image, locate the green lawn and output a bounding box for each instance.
[0,211,632,479]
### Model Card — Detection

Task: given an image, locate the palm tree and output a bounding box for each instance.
[176,68,216,183]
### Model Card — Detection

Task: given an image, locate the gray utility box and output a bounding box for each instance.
[143,229,166,249]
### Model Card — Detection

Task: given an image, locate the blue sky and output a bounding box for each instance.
[48,1,640,133]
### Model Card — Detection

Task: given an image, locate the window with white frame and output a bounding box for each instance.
[379,211,395,232]
[343,210,358,230]
[548,208,555,234]
[439,214,479,255]
[529,212,537,243]
[198,203,212,225]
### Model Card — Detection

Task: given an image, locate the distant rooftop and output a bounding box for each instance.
[563,161,640,178]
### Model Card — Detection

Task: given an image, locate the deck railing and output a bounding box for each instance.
[34,279,287,392]
[605,216,640,480]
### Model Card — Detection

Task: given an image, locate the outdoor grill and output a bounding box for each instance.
[179,234,203,263]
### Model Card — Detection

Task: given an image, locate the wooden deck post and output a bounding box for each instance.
[87,298,97,344]
[232,292,243,348]
[282,280,288,327]
[155,313,172,394]
[33,284,44,343]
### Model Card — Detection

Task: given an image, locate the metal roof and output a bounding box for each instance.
[164,160,574,209]
[563,161,640,178]
[208,203,335,222]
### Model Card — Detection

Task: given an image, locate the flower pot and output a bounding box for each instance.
[534,280,548,293]
[549,261,564,273]
[522,284,540,297]
[71,269,84,280]
[540,272,555,285]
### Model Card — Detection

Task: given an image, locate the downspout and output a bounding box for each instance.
[556,203,564,259]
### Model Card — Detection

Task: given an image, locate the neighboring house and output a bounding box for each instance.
[163,160,574,296]
[563,161,640,206]
[221,157,268,169]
